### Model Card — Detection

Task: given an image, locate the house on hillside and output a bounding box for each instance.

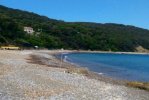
[24,27,34,34]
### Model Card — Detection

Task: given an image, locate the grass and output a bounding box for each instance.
[66,67,89,75]
[127,82,149,91]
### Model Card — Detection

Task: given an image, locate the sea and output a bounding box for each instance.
[58,52,149,82]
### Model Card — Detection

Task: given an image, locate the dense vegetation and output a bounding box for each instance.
[1,5,149,51]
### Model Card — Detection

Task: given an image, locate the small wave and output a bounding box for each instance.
[62,53,69,55]
[98,73,104,75]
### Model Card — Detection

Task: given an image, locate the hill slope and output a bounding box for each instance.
[0,5,149,51]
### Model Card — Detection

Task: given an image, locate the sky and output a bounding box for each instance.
[0,0,149,29]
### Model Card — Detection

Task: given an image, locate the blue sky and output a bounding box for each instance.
[0,0,149,29]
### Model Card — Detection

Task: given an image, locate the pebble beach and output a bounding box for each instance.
[0,50,149,100]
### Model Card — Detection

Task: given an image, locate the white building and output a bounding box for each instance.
[24,27,34,34]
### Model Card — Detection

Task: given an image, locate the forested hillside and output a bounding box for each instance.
[1,5,149,51]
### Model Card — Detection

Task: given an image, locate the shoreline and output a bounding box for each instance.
[28,50,128,85]
[53,52,128,85]
[51,50,149,90]
[64,50,149,55]
[0,50,149,99]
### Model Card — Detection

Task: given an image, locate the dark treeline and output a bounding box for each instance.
[0,5,149,51]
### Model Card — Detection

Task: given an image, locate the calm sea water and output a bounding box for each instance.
[60,53,149,82]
